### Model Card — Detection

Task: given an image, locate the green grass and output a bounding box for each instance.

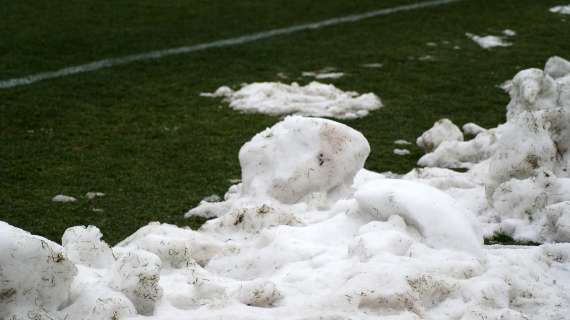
[1,0,569,244]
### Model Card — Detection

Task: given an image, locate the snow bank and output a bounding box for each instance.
[3,58,570,320]
[465,32,512,49]
[201,82,382,119]
[415,56,570,242]
[550,4,570,14]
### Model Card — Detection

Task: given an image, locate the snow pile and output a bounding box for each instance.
[201,82,383,119]
[550,4,570,14]
[2,112,570,319]
[465,31,514,49]
[415,56,570,242]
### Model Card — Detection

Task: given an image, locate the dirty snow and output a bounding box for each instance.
[416,56,570,243]
[52,194,78,202]
[550,4,570,14]
[201,82,382,119]
[3,58,570,320]
[465,32,512,49]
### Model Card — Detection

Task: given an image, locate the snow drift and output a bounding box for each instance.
[201,81,383,119]
[2,58,570,320]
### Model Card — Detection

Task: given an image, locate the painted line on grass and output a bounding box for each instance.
[0,0,462,89]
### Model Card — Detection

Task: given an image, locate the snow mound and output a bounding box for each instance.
[201,82,383,119]
[465,32,512,49]
[550,4,570,14]
[415,56,570,242]
[3,110,570,319]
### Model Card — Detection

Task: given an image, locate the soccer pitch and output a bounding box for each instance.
[1,0,569,244]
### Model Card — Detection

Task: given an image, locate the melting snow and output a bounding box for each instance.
[201,82,383,119]
[393,148,411,156]
[2,57,570,320]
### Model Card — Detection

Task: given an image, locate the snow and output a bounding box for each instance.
[393,148,410,156]
[550,4,570,14]
[361,63,383,68]
[462,122,486,136]
[52,194,78,202]
[416,118,463,153]
[3,57,570,320]
[465,33,512,49]
[86,192,105,199]
[201,82,383,119]
[302,71,345,79]
[415,56,570,243]
[394,139,411,145]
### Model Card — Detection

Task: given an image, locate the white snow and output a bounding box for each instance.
[416,118,463,153]
[502,29,516,36]
[415,56,570,243]
[550,4,570,14]
[465,32,512,49]
[52,194,78,202]
[394,139,411,145]
[393,148,410,156]
[201,82,383,119]
[3,57,570,320]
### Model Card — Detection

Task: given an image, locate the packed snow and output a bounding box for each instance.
[2,57,570,320]
[465,32,513,49]
[201,82,383,119]
[550,4,570,14]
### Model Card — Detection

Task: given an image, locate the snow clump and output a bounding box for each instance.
[550,4,570,14]
[201,81,382,119]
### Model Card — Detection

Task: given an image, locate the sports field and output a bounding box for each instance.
[1,0,569,244]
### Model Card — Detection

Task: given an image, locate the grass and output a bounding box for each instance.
[1,0,569,244]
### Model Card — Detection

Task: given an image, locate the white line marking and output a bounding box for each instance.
[0,0,461,89]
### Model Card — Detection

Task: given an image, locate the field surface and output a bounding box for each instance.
[1,0,569,244]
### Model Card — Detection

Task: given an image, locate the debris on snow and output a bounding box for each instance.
[550,4,570,14]
[465,32,512,49]
[201,82,383,119]
[393,148,411,156]
[52,194,78,202]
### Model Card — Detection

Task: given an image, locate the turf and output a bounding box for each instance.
[1,0,569,244]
